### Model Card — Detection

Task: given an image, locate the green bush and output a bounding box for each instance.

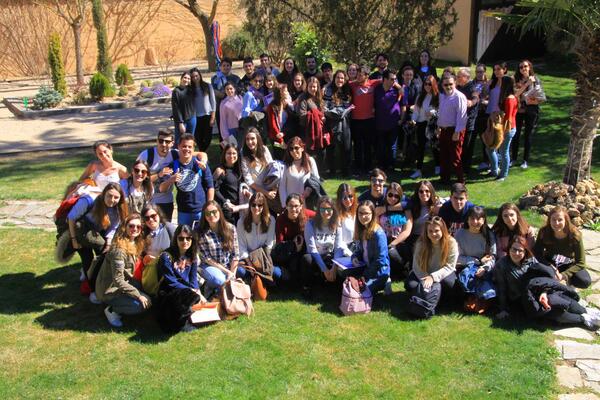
[140,79,152,88]
[89,72,115,100]
[290,22,329,68]
[92,0,112,80]
[48,32,67,97]
[166,76,178,87]
[71,88,91,105]
[222,30,261,60]
[114,64,133,86]
[117,85,128,97]
[31,86,63,110]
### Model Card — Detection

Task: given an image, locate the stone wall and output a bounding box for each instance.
[0,0,244,80]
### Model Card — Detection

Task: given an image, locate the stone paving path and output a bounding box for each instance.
[1,200,600,398]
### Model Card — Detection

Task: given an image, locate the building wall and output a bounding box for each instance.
[434,0,472,65]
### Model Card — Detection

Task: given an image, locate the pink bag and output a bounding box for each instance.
[339,276,372,315]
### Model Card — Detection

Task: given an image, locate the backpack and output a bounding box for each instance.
[220,278,254,317]
[408,295,436,319]
[145,147,178,170]
[339,276,372,316]
[481,111,509,150]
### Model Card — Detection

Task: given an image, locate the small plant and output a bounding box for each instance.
[166,76,178,87]
[222,30,261,60]
[71,88,92,105]
[290,22,329,68]
[48,32,67,97]
[117,85,128,97]
[114,64,133,86]
[31,86,63,110]
[140,79,152,88]
[138,82,171,99]
[584,220,600,232]
[89,72,115,100]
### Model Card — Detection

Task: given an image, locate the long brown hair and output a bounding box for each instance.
[514,59,536,82]
[492,202,530,237]
[92,182,128,230]
[508,235,534,263]
[330,70,352,106]
[417,216,451,273]
[285,193,307,231]
[416,75,439,108]
[244,192,271,234]
[313,196,338,231]
[354,200,380,240]
[198,200,235,252]
[242,128,268,165]
[304,76,323,110]
[538,205,581,243]
[410,180,439,218]
[336,183,357,220]
[283,136,311,171]
[112,213,145,257]
[126,159,153,198]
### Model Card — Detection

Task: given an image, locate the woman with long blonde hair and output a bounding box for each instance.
[95,213,152,328]
[405,216,458,318]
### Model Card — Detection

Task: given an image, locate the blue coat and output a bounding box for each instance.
[352,228,390,279]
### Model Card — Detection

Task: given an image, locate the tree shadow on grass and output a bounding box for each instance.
[0,264,173,343]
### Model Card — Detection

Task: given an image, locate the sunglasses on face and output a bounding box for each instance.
[144,213,159,221]
[371,178,385,184]
[519,65,528,69]
[251,203,264,209]
[424,82,432,86]
[158,139,173,145]
[177,236,192,242]
[291,146,302,151]
[443,84,453,88]
[128,223,142,230]
[510,247,525,253]
[206,210,219,217]
[476,70,485,74]
[134,168,147,175]
[254,80,264,84]
[320,207,333,213]
[342,195,353,201]
[419,189,430,194]
[387,192,400,199]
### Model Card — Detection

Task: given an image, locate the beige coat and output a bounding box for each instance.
[95,248,142,303]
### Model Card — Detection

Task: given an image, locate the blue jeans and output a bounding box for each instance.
[200,266,228,291]
[175,116,197,145]
[178,211,201,226]
[106,294,149,315]
[237,265,283,283]
[486,128,516,178]
[365,274,389,294]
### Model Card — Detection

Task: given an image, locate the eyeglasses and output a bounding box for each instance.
[443,84,453,88]
[178,236,192,242]
[419,189,430,194]
[510,247,525,253]
[133,168,148,175]
[291,146,302,151]
[319,207,333,213]
[127,223,142,230]
[158,139,173,145]
[205,210,219,217]
[342,195,353,201]
[251,203,264,209]
[387,193,400,199]
[424,82,432,86]
[144,213,159,221]
[371,178,385,184]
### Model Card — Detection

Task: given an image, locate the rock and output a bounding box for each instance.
[557,365,584,388]
[577,360,600,381]
[520,195,543,208]
[569,208,581,218]
[573,217,584,226]
[587,294,600,308]
[557,341,600,360]
[589,270,600,283]
[542,205,555,214]
[585,380,600,395]
[559,394,600,400]
[554,327,595,341]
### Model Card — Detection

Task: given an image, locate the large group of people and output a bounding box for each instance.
[54,52,593,334]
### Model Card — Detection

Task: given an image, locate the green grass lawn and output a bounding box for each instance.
[0,59,597,398]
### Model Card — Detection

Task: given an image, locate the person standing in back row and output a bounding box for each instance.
[437,75,467,184]
[190,68,216,152]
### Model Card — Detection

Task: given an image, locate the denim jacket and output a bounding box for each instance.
[352,228,390,280]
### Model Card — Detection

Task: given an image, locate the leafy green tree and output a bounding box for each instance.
[48,32,67,96]
[495,0,600,184]
[92,0,112,80]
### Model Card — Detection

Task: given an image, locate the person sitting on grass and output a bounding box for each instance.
[156,224,204,333]
[120,160,153,214]
[438,182,474,236]
[335,183,358,257]
[79,140,128,191]
[405,216,458,318]
[196,201,240,299]
[158,133,214,226]
[95,213,152,328]
[352,200,391,295]
[534,206,591,289]
[141,204,176,259]
[491,202,535,259]
[213,143,250,223]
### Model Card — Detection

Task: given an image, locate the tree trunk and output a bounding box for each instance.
[563,32,600,185]
[199,16,217,71]
[71,21,84,86]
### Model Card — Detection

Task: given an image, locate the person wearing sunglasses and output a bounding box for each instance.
[236,193,284,283]
[279,136,320,208]
[437,74,468,184]
[358,168,407,217]
[379,182,413,279]
[95,213,152,328]
[409,76,440,179]
[301,196,344,299]
[141,204,176,259]
[119,160,153,214]
[409,180,442,244]
[190,67,216,152]
[196,201,240,299]
[156,224,204,333]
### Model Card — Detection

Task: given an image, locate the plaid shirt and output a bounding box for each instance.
[197,223,239,266]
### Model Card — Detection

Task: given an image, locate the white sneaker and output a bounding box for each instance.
[384,277,393,296]
[586,307,600,321]
[409,169,422,179]
[509,161,514,167]
[181,320,197,332]
[434,166,440,175]
[104,306,123,328]
[477,162,489,171]
[89,292,101,304]
[520,161,528,169]
[79,268,86,282]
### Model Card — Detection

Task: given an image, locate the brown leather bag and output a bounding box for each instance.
[481,111,509,150]
[251,275,268,301]
[220,278,254,317]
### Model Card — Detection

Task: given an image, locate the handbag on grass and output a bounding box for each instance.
[339,276,372,316]
[220,278,254,317]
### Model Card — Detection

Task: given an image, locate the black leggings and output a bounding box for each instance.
[194,115,212,152]
[568,269,592,289]
[415,121,439,170]
[351,118,375,172]
[511,105,539,163]
[545,292,585,325]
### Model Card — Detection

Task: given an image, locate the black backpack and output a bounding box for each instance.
[145,147,179,169]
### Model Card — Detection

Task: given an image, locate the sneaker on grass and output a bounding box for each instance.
[89,292,101,304]
[384,277,393,296]
[520,161,528,169]
[104,306,123,328]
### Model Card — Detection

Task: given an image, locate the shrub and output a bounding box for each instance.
[31,86,63,110]
[71,88,92,105]
[92,0,112,80]
[48,32,67,97]
[114,64,133,86]
[89,72,115,100]
[117,85,128,97]
[166,76,178,87]
[222,30,262,60]
[140,79,153,88]
[138,82,171,99]
[290,22,329,68]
